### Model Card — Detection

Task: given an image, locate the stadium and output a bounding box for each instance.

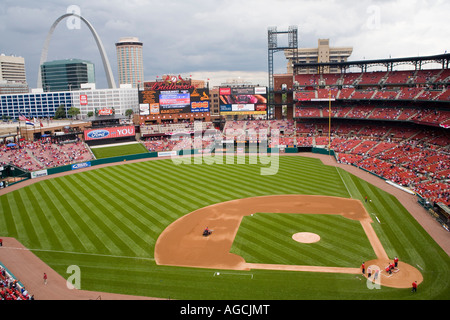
[0,22,449,304]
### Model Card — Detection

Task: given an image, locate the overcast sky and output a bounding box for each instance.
[1,0,449,89]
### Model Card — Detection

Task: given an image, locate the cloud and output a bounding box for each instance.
[1,0,448,90]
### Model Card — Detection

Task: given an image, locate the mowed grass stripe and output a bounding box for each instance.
[277,159,349,197]
[235,216,331,266]
[48,177,115,254]
[237,215,323,265]
[8,190,42,247]
[29,183,79,250]
[24,186,64,250]
[129,162,217,210]
[0,194,19,238]
[61,174,146,256]
[139,159,263,205]
[43,179,97,252]
[96,166,180,225]
[75,171,165,237]
[231,224,294,265]
[78,168,175,252]
[8,190,38,246]
[113,164,207,220]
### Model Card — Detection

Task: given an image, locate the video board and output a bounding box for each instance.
[139,87,210,115]
[219,87,267,115]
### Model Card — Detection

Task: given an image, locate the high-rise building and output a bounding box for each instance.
[0,54,29,94]
[115,37,144,89]
[284,39,353,74]
[40,59,95,92]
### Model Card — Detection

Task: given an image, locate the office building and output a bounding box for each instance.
[0,54,29,94]
[285,39,353,74]
[40,59,95,92]
[0,86,138,119]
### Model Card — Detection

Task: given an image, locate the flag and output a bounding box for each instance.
[18,113,29,121]
[25,121,35,126]
[40,121,43,128]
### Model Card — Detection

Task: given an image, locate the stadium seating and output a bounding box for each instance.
[350,90,376,100]
[295,91,316,100]
[295,74,320,86]
[372,90,399,100]
[321,73,342,86]
[414,69,441,84]
[357,71,387,85]
[1,265,32,300]
[397,87,423,100]
[341,73,361,86]
[384,70,415,85]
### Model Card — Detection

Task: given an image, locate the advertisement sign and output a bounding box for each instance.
[98,108,114,116]
[71,162,91,170]
[219,87,231,95]
[219,86,267,115]
[139,104,150,115]
[84,126,135,141]
[31,169,48,179]
[80,95,88,105]
[150,103,160,114]
[232,104,255,112]
[191,101,209,113]
[254,87,267,94]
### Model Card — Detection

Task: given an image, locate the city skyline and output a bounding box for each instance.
[1,0,449,90]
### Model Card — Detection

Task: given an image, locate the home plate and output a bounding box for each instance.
[292,232,321,243]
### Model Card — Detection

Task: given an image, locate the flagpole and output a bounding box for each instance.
[328,89,331,156]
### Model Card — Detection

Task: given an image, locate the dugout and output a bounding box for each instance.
[0,164,30,187]
[434,202,450,226]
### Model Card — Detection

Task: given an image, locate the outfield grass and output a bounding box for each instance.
[0,155,448,299]
[91,143,149,159]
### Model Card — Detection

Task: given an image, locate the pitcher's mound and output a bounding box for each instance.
[292,232,320,243]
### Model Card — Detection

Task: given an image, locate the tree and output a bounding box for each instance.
[125,109,134,118]
[87,111,94,118]
[68,107,81,119]
[54,105,66,119]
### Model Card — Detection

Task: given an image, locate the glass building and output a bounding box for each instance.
[40,59,95,92]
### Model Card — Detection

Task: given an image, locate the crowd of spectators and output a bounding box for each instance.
[295,105,450,127]
[326,125,450,206]
[0,138,92,172]
[1,265,33,300]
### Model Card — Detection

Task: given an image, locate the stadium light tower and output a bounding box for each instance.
[267,26,298,118]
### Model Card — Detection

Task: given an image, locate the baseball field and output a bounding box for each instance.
[0,154,449,300]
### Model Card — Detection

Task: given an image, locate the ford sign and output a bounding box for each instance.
[71,162,91,170]
[87,130,110,139]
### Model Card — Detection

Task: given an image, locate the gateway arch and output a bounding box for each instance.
[37,13,116,89]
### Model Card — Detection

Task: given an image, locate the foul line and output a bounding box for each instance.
[0,246,155,261]
[335,166,353,198]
